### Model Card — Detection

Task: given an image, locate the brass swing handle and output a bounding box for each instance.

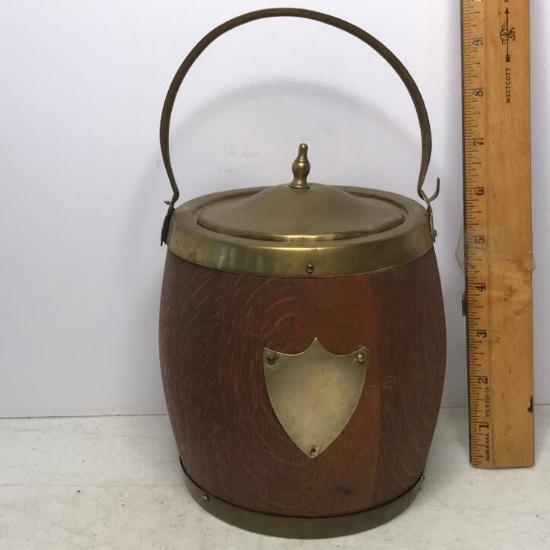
[160,8,440,244]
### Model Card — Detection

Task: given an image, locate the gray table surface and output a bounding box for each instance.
[0,407,548,550]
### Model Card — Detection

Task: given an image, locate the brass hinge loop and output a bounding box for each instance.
[420,177,441,242]
[161,202,175,245]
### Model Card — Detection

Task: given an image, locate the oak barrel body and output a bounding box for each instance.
[156,8,446,536]
[159,248,446,521]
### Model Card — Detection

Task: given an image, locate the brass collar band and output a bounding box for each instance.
[181,460,423,539]
[167,186,433,277]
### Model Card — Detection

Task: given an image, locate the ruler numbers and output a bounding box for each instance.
[462,0,534,468]
[463,0,491,466]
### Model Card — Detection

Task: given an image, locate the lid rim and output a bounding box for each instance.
[195,183,407,243]
[167,186,432,277]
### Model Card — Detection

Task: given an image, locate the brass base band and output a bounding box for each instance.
[180,458,423,539]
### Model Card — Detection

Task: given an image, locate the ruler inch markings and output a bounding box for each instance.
[462,0,534,469]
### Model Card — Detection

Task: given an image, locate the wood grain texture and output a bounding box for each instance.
[462,0,534,468]
[159,249,445,517]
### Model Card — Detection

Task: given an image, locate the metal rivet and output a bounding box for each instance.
[266,354,278,365]
[420,475,425,482]
[308,445,318,456]
[355,352,366,364]
[202,494,210,502]
[306,264,315,274]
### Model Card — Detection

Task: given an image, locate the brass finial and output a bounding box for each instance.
[289,143,311,189]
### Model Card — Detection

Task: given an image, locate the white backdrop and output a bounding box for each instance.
[0,0,548,417]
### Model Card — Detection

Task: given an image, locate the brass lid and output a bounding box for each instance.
[167,144,432,277]
[198,145,405,243]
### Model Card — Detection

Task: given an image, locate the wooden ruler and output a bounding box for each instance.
[462,0,533,468]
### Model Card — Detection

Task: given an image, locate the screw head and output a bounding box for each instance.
[306,264,315,274]
[308,445,318,456]
[355,352,366,364]
[266,354,278,366]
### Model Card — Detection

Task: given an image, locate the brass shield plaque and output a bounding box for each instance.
[263,338,367,458]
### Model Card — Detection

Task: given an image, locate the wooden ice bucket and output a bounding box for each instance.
[158,8,445,538]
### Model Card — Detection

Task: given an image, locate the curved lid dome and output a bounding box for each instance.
[197,144,405,242]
